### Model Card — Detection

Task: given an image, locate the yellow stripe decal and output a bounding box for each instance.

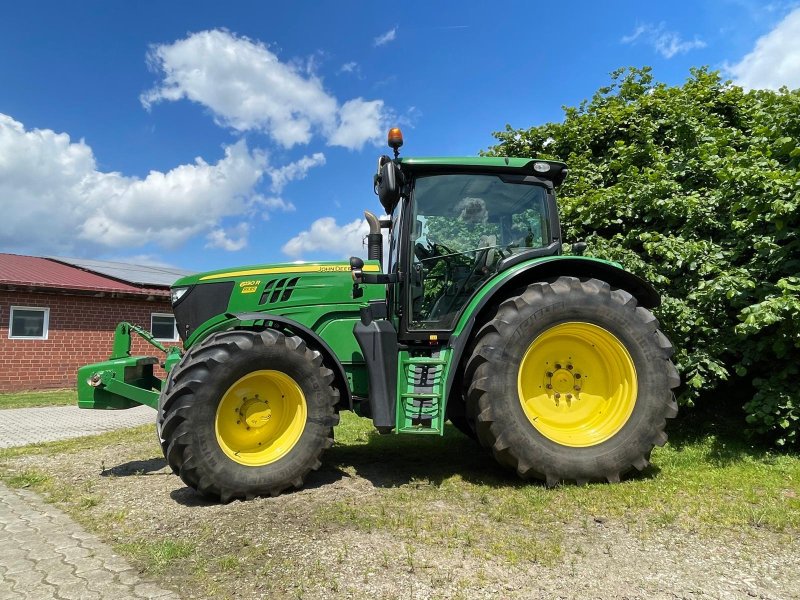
[199,264,381,281]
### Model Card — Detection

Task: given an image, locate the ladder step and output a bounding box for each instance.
[403,358,448,365]
[396,349,452,436]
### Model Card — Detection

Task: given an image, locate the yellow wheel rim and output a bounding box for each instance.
[517,322,637,447]
[215,370,307,466]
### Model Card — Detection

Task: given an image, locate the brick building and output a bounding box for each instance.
[0,254,192,392]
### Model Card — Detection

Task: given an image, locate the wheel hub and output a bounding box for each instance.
[240,396,273,429]
[547,364,581,396]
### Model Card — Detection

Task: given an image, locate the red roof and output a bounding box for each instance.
[0,254,168,297]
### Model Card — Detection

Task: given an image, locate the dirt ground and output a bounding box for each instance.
[6,429,799,600]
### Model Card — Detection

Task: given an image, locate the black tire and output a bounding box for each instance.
[158,328,339,502]
[445,384,478,440]
[156,373,176,473]
[465,276,679,485]
[448,415,477,440]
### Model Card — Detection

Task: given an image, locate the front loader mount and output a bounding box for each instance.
[77,322,182,410]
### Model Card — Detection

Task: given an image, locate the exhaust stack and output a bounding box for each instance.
[364,211,383,267]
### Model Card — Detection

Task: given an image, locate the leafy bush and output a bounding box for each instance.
[486,67,800,445]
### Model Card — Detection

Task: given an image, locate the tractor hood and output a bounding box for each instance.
[169,261,382,343]
[172,260,380,287]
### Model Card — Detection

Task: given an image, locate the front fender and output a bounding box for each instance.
[189,312,353,410]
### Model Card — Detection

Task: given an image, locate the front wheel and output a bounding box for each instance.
[158,329,339,502]
[465,277,679,485]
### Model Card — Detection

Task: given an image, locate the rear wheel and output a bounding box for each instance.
[159,328,338,502]
[465,276,679,485]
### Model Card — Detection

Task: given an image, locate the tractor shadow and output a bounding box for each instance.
[100,457,168,477]
[169,487,219,507]
[320,424,510,489]
[159,421,666,505]
[313,423,661,491]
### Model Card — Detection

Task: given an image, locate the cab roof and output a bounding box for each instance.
[398,156,568,185]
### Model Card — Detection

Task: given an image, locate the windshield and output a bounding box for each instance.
[409,173,549,330]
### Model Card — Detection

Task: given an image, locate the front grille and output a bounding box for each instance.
[172,281,234,341]
[259,277,300,305]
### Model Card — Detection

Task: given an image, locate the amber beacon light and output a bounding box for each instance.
[387,127,404,150]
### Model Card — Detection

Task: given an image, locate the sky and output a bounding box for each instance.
[1,0,799,272]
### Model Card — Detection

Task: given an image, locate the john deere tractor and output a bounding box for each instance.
[78,128,678,502]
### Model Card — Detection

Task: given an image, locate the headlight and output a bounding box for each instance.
[171,287,189,305]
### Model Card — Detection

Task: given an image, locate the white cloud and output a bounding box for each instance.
[374,27,397,47]
[728,8,800,89]
[0,113,271,255]
[142,29,389,150]
[327,99,386,151]
[268,152,326,192]
[282,217,369,259]
[256,196,296,214]
[621,23,706,59]
[339,61,359,74]
[206,223,250,251]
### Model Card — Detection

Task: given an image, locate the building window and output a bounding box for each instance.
[151,313,178,341]
[9,306,49,340]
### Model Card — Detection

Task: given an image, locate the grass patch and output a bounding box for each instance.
[3,468,52,489]
[117,539,196,574]
[0,389,77,410]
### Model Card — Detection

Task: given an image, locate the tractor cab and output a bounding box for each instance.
[353,127,567,343]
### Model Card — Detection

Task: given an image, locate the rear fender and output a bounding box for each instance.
[446,256,661,403]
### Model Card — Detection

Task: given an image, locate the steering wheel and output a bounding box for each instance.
[414,241,433,261]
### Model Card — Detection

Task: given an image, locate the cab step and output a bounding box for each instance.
[396,349,451,435]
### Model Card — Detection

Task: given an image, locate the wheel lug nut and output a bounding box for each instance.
[574,386,581,391]
[546,371,553,377]
[566,394,572,400]
[567,364,573,370]
[555,363,562,369]
[554,393,561,399]
[575,374,582,379]
[546,384,553,389]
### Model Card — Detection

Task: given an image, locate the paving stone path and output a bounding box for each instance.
[0,483,180,599]
[0,405,154,448]
[0,405,178,599]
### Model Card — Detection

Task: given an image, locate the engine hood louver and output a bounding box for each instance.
[259,277,300,305]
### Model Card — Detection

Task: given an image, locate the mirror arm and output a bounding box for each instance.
[362,273,399,284]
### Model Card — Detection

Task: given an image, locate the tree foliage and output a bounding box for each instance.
[486,67,800,445]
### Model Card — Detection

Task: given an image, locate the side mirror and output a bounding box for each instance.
[375,157,401,214]
[349,256,364,298]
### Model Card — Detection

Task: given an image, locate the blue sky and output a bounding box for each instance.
[1,0,799,271]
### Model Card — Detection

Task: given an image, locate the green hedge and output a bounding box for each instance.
[486,67,800,446]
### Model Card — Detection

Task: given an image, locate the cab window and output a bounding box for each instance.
[408,173,549,330]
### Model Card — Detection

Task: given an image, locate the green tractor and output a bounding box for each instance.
[78,128,678,502]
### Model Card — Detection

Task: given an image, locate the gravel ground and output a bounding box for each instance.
[3,430,798,600]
